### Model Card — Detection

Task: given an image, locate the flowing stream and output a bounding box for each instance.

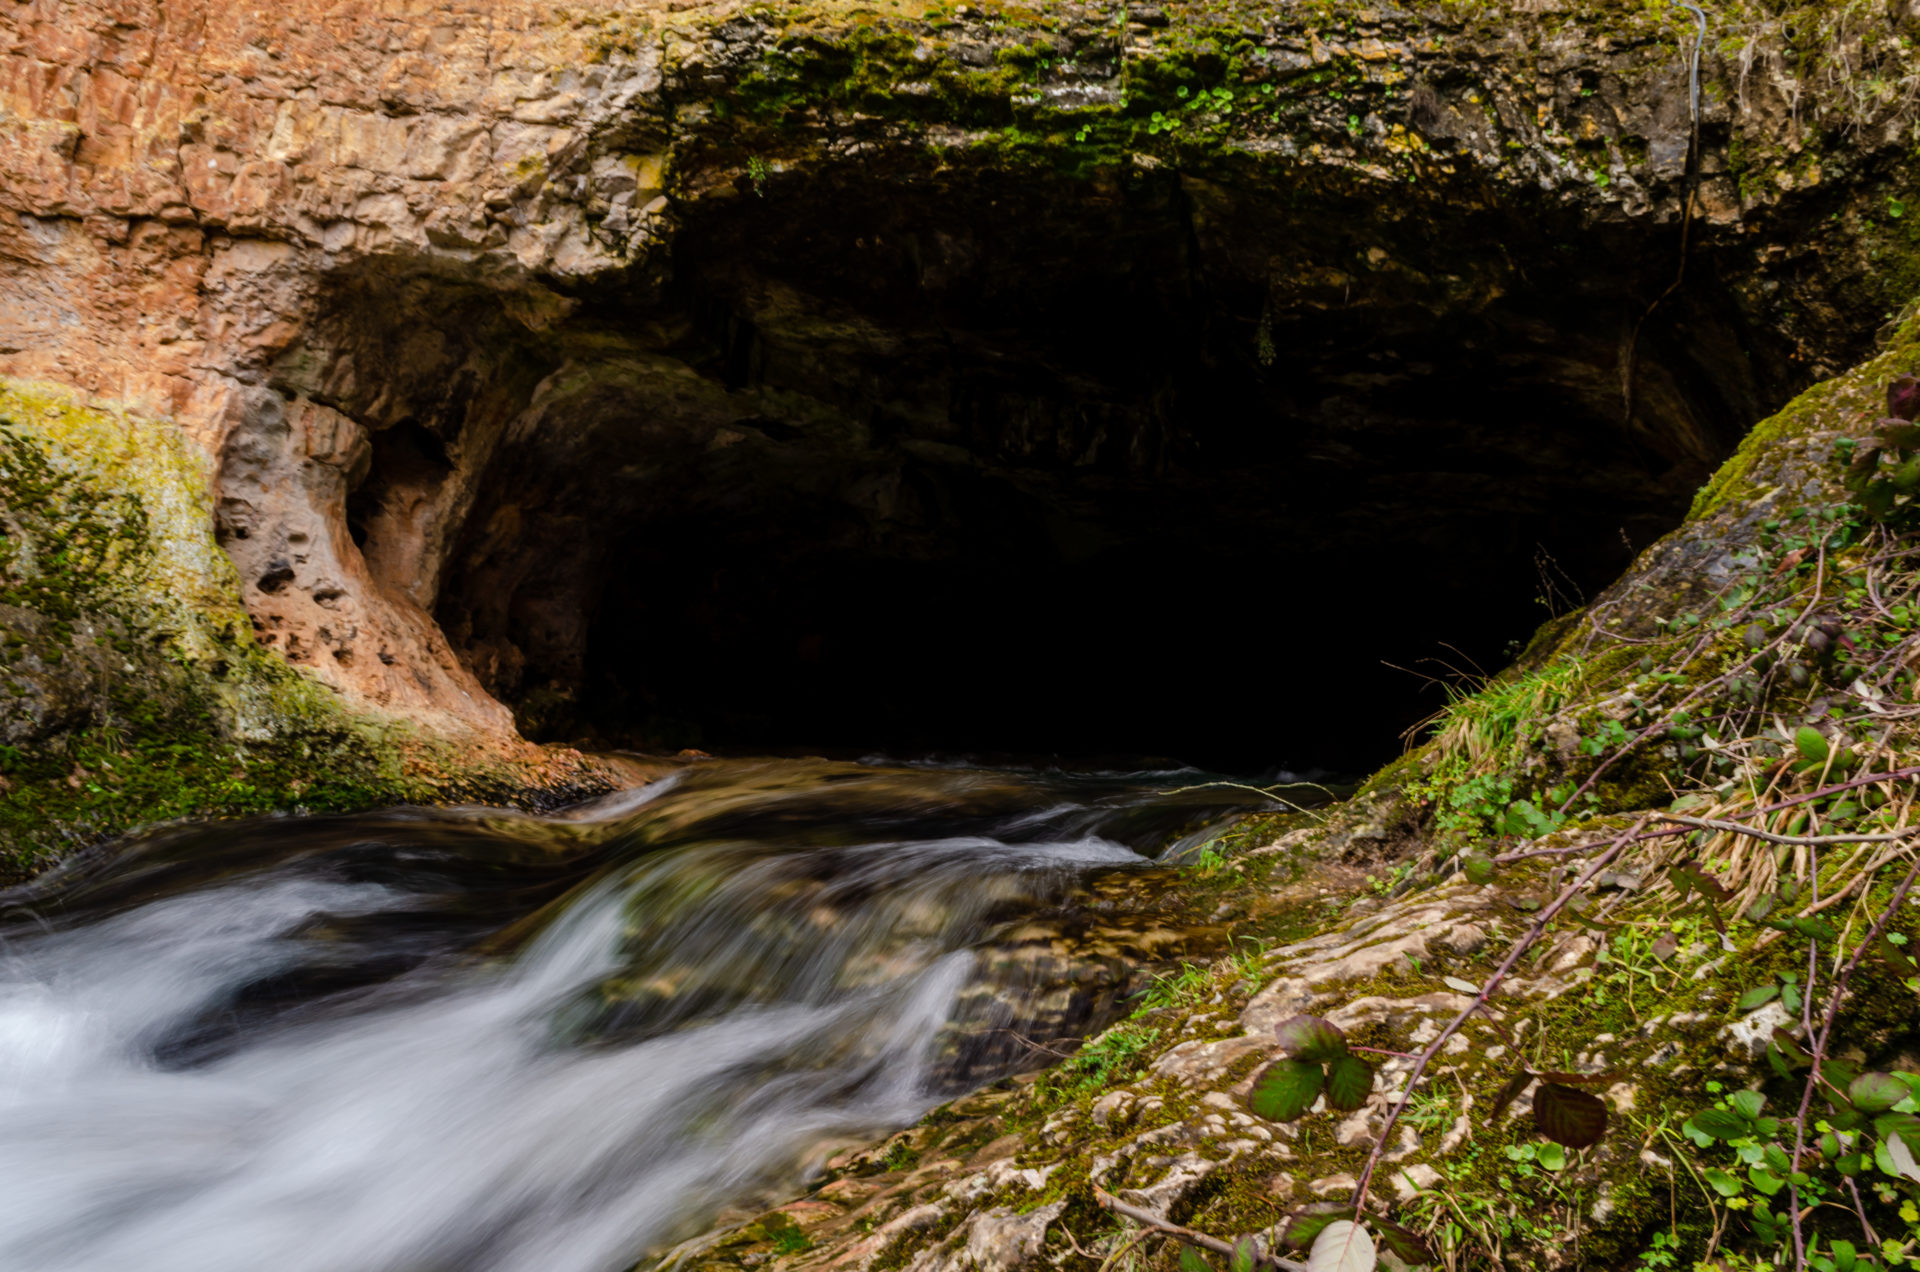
[0,757,1272,1272]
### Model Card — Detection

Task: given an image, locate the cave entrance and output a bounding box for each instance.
[278,165,1818,774]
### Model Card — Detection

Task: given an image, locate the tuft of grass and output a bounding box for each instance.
[1421,659,1587,781]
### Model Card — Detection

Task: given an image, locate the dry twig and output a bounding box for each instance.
[1352,817,1650,1215]
[1094,1189,1307,1272]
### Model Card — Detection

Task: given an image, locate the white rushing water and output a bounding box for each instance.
[0,760,1191,1272]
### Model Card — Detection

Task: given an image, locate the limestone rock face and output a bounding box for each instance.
[1,0,668,732]
[3,0,1918,754]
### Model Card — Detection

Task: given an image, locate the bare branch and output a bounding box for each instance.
[1352,817,1649,1216]
[1656,814,1919,846]
[1789,855,1920,1272]
[1094,1189,1307,1272]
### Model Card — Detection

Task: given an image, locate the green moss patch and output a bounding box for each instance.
[0,379,594,877]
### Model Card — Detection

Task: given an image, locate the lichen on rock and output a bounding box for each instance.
[0,378,613,874]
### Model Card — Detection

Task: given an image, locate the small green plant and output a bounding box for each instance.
[1403,1087,1456,1136]
[1224,936,1268,984]
[1365,862,1416,896]
[1059,1021,1161,1092]
[1843,376,1920,523]
[764,1216,813,1256]
[1408,659,1587,848]
[1191,841,1230,873]
[1246,1015,1377,1122]
[1136,962,1212,1011]
[1637,1229,1681,1270]
[1504,1139,1569,1173]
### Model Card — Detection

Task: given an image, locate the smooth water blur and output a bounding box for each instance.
[0,758,1278,1272]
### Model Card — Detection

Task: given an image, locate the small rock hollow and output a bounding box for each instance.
[293,165,1823,772]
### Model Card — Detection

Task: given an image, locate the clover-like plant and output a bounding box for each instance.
[1246,1015,1377,1123]
[1842,376,1920,522]
[1685,1069,1920,1201]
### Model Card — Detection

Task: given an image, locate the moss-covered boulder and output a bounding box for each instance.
[0,379,613,875]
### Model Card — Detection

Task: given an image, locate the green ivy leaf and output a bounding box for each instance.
[1248,1058,1324,1122]
[1793,916,1840,942]
[1703,1167,1744,1197]
[1274,1015,1348,1063]
[1795,726,1831,766]
[1875,934,1920,977]
[1821,1060,1863,1105]
[1749,1165,1787,1196]
[1324,1055,1375,1112]
[1873,1112,1920,1152]
[1691,1108,1751,1140]
[1729,1090,1767,1120]
[1736,984,1782,1011]
[1281,1211,1345,1251]
[1771,1028,1813,1065]
[1848,1073,1909,1114]
[1874,1135,1908,1180]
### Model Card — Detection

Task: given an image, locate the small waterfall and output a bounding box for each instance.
[0,758,1275,1272]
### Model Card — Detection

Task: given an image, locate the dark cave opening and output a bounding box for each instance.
[293,165,1829,775]
[584,499,1608,774]
[557,327,1713,774]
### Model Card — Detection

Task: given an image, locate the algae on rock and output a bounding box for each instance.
[0,378,609,877]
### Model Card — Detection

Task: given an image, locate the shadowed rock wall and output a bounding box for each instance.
[6,0,1920,762]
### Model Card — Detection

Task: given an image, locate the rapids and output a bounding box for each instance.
[0,757,1281,1272]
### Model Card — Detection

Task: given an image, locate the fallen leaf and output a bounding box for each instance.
[1308,1221,1377,1272]
[1534,1082,1609,1148]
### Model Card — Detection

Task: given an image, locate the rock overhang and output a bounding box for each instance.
[6,0,1920,765]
